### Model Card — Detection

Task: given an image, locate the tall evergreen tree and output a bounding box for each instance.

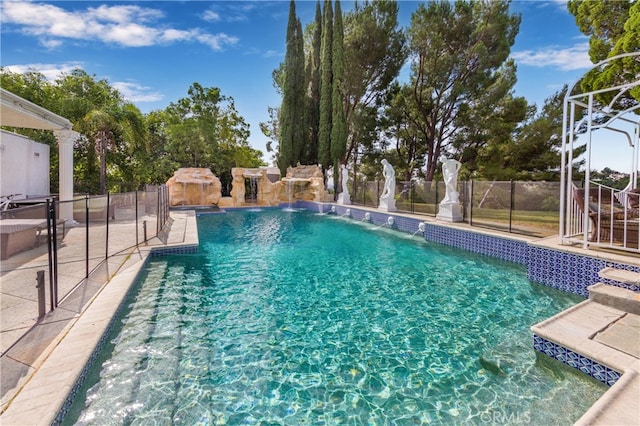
[278,1,306,174]
[318,0,333,169]
[291,16,306,163]
[303,1,323,165]
[330,0,347,177]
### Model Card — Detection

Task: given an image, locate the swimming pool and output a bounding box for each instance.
[64,209,606,424]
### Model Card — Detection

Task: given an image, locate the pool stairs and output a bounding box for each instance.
[531,266,640,425]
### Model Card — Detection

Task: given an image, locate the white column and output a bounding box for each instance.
[54,129,79,223]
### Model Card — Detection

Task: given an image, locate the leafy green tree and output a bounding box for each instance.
[318,0,333,169]
[55,69,145,194]
[164,83,263,191]
[140,109,177,185]
[568,0,640,103]
[405,0,521,180]
[342,0,407,164]
[330,0,347,180]
[382,82,425,181]
[451,60,528,179]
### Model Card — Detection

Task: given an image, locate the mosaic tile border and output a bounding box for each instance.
[527,246,640,297]
[150,244,198,256]
[533,334,621,387]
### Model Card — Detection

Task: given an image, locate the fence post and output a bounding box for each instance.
[509,180,515,233]
[36,269,46,319]
[157,187,161,235]
[135,190,139,246]
[85,195,89,279]
[105,192,110,260]
[410,181,415,213]
[143,220,148,243]
[434,181,438,217]
[469,180,474,226]
[36,270,46,318]
[45,199,54,311]
[51,198,58,308]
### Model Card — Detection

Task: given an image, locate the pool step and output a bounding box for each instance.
[598,267,640,285]
[588,283,640,315]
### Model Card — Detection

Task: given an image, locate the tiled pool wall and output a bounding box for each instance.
[297,201,638,387]
[532,334,622,386]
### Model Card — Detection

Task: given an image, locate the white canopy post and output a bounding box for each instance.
[53,129,79,222]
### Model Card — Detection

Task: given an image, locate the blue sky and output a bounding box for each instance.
[0,0,629,171]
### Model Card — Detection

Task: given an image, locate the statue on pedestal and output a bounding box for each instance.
[437,155,462,222]
[337,164,351,205]
[378,159,397,211]
[440,156,461,204]
[326,166,334,192]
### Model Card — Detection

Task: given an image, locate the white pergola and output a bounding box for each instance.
[560,52,640,251]
[0,87,79,222]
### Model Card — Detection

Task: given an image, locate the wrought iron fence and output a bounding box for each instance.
[347,179,560,238]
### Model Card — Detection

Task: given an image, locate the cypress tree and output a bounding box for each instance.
[318,0,333,170]
[330,0,347,178]
[291,17,306,164]
[303,1,323,164]
[278,0,305,174]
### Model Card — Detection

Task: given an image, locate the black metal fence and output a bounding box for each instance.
[347,180,560,238]
[0,185,170,320]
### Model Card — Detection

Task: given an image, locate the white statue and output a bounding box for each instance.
[440,155,461,205]
[378,158,397,211]
[337,164,351,205]
[326,166,334,192]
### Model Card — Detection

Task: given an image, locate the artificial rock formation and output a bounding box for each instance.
[282,164,327,203]
[166,168,222,206]
[225,167,283,207]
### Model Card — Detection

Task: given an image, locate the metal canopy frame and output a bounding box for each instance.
[559,52,640,250]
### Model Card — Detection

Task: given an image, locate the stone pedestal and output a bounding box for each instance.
[437,202,463,222]
[337,192,351,205]
[378,197,397,212]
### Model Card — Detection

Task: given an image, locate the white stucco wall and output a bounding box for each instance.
[0,130,50,199]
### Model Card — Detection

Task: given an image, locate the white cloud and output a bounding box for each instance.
[111,81,164,103]
[2,62,84,81]
[1,1,237,51]
[202,10,221,22]
[263,50,282,58]
[197,33,239,51]
[4,62,164,104]
[512,42,592,71]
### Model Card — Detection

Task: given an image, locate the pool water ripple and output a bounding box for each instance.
[66,210,606,425]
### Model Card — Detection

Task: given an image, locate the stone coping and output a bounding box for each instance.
[531,300,640,425]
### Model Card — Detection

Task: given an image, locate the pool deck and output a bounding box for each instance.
[1,208,639,425]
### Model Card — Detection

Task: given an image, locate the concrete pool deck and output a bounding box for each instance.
[1,207,639,425]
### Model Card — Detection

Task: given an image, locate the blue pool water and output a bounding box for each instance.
[65,210,606,424]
